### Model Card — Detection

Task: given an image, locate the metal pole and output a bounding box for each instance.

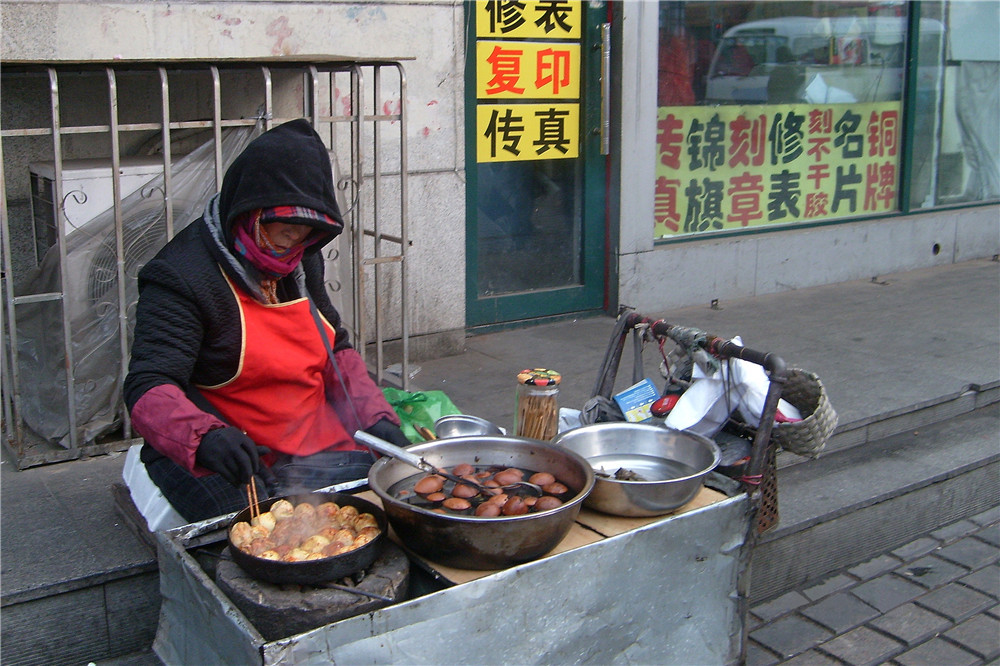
[397,62,410,390]
[50,67,79,452]
[106,67,133,443]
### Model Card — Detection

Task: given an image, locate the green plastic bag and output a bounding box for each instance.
[382,387,463,443]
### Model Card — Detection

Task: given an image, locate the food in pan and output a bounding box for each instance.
[230,499,380,562]
[396,463,570,518]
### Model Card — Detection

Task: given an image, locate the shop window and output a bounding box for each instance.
[654,1,911,238]
[910,1,1000,208]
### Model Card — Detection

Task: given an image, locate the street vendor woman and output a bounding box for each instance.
[124,119,410,522]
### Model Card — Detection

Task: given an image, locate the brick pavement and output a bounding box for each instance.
[747,506,1000,665]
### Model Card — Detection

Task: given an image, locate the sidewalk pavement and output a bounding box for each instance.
[746,505,1000,665]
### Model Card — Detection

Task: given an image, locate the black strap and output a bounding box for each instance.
[306,296,372,457]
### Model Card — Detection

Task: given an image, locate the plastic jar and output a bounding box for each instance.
[515,368,561,440]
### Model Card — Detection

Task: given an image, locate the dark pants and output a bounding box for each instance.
[144,448,375,523]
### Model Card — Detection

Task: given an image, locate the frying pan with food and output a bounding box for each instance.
[227,491,387,585]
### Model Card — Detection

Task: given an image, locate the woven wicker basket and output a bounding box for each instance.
[771,368,838,458]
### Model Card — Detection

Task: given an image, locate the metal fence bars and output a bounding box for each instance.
[0,58,411,468]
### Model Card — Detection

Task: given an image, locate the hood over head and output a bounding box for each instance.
[218,119,344,251]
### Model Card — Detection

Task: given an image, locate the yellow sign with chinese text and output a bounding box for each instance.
[477,103,580,162]
[476,41,581,99]
[653,103,902,238]
[476,0,582,39]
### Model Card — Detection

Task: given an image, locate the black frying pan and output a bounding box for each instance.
[227,491,387,585]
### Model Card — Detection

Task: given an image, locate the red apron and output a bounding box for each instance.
[197,274,357,457]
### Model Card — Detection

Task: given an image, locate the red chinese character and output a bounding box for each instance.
[485,45,525,95]
[867,110,899,157]
[808,109,833,134]
[804,192,829,218]
[807,163,831,190]
[727,172,765,227]
[865,161,897,210]
[729,114,766,167]
[657,114,685,169]
[535,48,572,94]
[654,177,682,232]
[807,136,832,163]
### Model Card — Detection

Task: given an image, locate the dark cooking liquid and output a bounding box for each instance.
[387,465,573,517]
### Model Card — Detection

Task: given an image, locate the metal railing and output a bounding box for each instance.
[1,58,410,467]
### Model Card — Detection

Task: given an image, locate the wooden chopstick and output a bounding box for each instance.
[246,478,260,521]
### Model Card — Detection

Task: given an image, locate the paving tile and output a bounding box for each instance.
[750,614,833,659]
[936,536,1000,570]
[802,573,857,602]
[818,625,904,666]
[782,649,842,665]
[931,520,981,543]
[849,553,902,581]
[915,583,995,622]
[744,640,781,666]
[751,590,811,622]
[801,591,881,633]
[891,537,943,562]
[851,574,928,613]
[988,604,1000,620]
[945,613,1000,660]
[959,564,1000,599]
[969,506,1000,527]
[974,523,1000,548]
[895,554,970,590]
[869,602,952,647]
[894,637,981,666]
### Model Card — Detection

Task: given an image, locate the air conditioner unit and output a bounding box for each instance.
[28,157,167,263]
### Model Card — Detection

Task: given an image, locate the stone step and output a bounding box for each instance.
[750,402,1000,604]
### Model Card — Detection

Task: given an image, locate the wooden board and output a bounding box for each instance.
[358,486,729,586]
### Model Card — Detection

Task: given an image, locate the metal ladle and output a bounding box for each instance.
[354,430,542,497]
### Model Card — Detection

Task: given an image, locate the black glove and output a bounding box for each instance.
[195,427,262,486]
[364,418,412,448]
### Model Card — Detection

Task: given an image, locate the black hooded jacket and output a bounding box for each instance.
[124,119,353,409]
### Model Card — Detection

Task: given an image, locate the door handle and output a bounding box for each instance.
[600,22,611,156]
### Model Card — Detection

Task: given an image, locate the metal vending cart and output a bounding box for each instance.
[152,309,797,665]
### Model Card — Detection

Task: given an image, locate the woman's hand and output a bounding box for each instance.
[195,427,262,486]
[363,418,412,448]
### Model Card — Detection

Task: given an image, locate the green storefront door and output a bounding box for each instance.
[465,1,608,327]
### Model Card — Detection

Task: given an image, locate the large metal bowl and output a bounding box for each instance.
[552,422,721,517]
[368,436,594,570]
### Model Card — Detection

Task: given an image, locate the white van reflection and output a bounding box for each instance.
[704,16,943,105]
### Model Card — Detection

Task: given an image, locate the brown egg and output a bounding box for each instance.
[452,483,480,499]
[414,474,446,495]
[453,463,475,477]
[529,472,556,486]
[534,496,563,512]
[502,496,529,516]
[493,470,522,486]
[443,497,472,511]
[542,482,569,495]
[475,470,492,479]
[475,502,502,517]
[487,492,509,505]
[523,496,538,507]
[426,492,447,502]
